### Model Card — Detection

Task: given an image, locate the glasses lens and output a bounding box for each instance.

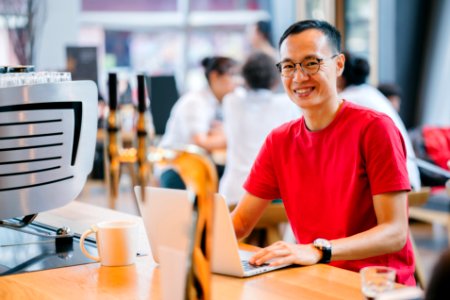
[301,58,321,75]
[279,62,295,77]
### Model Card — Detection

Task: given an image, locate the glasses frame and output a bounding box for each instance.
[276,54,339,78]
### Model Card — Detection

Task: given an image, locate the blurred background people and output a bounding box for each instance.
[338,51,421,191]
[247,20,278,59]
[160,56,238,151]
[378,83,403,113]
[159,56,239,189]
[219,52,300,205]
[425,249,450,300]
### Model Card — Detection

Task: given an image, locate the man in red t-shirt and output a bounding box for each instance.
[231,20,415,285]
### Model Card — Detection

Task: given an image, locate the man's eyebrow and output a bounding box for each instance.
[280,55,319,63]
[303,55,320,60]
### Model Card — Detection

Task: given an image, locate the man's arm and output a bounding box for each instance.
[231,193,271,240]
[331,191,408,259]
[192,122,227,152]
[192,132,226,152]
[248,191,408,266]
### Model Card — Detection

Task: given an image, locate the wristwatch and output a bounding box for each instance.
[313,238,332,263]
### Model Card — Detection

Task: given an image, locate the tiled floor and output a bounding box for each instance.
[76,178,449,287]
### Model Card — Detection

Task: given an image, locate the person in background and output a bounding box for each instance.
[378,83,403,113]
[425,249,450,300]
[231,20,415,286]
[247,20,278,59]
[160,56,238,151]
[159,56,239,188]
[220,52,300,206]
[338,51,421,191]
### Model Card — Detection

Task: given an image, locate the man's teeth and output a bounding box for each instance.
[296,87,313,94]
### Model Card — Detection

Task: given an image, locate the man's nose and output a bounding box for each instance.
[292,65,309,81]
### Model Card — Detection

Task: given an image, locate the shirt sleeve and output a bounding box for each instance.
[180,97,212,137]
[243,132,281,200]
[362,114,411,195]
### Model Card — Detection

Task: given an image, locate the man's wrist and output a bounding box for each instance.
[313,238,332,263]
[310,243,323,263]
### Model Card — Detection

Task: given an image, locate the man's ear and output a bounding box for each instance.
[336,53,345,76]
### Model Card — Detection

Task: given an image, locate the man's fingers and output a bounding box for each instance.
[252,248,291,265]
[268,255,295,266]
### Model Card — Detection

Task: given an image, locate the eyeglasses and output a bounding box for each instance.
[276,54,339,78]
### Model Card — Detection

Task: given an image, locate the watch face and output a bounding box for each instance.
[314,238,331,249]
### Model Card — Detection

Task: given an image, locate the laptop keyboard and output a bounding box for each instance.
[241,260,270,271]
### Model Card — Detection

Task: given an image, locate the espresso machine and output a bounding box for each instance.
[0,66,99,275]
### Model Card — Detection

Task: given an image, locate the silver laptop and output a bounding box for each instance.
[134,186,291,277]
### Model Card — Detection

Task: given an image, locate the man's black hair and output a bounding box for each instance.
[256,20,274,47]
[342,51,370,86]
[278,19,341,53]
[201,56,237,82]
[378,83,402,98]
[242,52,279,90]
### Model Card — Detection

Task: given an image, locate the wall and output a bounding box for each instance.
[419,0,450,126]
[34,0,80,71]
[394,0,433,128]
[377,0,396,83]
[0,29,9,65]
[272,0,296,49]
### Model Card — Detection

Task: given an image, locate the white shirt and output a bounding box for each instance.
[159,88,220,149]
[219,88,301,205]
[339,84,421,190]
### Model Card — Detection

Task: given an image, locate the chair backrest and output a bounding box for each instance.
[408,187,431,207]
[446,180,450,197]
[254,203,289,227]
[231,202,289,247]
[410,126,450,186]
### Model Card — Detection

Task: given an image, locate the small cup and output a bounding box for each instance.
[360,266,396,299]
[80,220,138,267]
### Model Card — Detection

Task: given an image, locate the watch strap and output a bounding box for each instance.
[314,238,332,264]
[318,246,331,263]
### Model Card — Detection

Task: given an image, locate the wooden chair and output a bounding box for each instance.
[230,202,289,247]
[251,203,289,246]
[408,187,432,289]
[446,179,450,196]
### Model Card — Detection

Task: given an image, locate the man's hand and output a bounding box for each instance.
[249,241,322,267]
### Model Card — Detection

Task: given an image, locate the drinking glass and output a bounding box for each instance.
[360,266,396,300]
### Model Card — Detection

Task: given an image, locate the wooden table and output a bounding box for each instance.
[0,202,366,300]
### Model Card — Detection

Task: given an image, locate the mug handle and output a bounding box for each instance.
[80,226,100,262]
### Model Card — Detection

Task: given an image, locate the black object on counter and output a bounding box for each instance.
[108,73,118,110]
[137,74,147,112]
[6,65,35,73]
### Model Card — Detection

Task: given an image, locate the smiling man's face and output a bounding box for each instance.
[279,29,344,110]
